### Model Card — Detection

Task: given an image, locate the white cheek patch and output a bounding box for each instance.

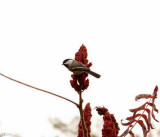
[65,60,73,65]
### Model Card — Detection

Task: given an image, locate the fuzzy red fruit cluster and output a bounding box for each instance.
[96,107,120,137]
[70,44,92,93]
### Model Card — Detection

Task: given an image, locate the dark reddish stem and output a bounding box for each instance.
[78,91,88,137]
[0,73,79,107]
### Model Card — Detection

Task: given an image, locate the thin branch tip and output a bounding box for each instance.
[0,72,78,106]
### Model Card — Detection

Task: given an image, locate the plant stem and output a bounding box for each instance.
[0,73,79,107]
[78,91,88,137]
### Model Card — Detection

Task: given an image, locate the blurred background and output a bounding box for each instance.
[0,0,160,137]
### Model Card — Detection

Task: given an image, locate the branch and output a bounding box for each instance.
[78,91,88,137]
[0,73,79,107]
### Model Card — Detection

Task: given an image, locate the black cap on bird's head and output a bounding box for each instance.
[62,59,72,68]
[63,59,71,64]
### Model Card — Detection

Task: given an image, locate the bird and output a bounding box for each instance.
[62,59,101,78]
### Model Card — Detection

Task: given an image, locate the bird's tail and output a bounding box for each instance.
[85,70,101,78]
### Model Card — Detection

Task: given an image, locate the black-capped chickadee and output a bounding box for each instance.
[63,59,101,78]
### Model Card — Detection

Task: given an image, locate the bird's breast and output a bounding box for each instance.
[73,71,83,75]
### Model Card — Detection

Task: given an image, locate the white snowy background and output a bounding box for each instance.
[0,0,160,137]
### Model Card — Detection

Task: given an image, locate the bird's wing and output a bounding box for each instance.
[70,60,89,71]
[70,67,89,71]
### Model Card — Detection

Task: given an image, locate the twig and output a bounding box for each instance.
[0,73,79,107]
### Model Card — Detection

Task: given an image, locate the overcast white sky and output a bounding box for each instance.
[0,0,160,137]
